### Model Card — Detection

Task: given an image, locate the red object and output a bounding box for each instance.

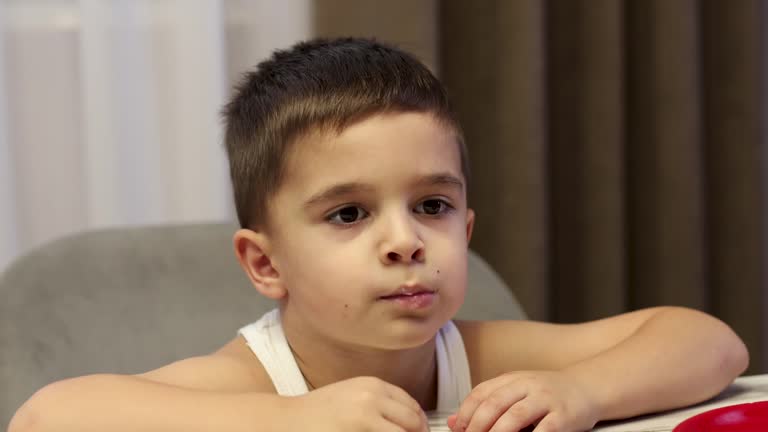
[673,401,768,432]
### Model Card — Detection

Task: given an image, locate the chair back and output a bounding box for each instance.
[0,223,525,427]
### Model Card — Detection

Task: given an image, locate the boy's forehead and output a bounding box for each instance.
[285,113,462,178]
[288,112,460,158]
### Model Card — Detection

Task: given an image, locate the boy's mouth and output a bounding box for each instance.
[379,291,433,300]
[378,284,434,300]
[378,284,437,310]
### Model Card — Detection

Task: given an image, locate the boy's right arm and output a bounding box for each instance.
[9,373,290,432]
[8,353,291,432]
[9,341,429,432]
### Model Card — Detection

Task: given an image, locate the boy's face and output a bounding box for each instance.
[265,112,474,350]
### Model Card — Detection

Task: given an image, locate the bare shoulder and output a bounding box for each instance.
[454,307,667,384]
[136,335,276,393]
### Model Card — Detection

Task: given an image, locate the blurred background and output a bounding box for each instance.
[1,0,766,373]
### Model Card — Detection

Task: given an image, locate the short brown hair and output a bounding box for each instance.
[222,37,468,229]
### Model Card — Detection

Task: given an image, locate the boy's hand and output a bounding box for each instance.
[448,371,599,432]
[288,376,429,432]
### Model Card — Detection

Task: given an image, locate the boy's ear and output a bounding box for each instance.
[233,228,286,300]
[466,208,476,244]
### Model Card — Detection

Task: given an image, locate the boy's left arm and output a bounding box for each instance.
[451,306,749,432]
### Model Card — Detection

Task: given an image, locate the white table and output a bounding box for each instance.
[593,374,768,432]
[427,375,768,432]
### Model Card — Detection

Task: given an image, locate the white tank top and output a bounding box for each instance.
[238,308,473,411]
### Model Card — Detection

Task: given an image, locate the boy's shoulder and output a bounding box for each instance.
[135,335,276,393]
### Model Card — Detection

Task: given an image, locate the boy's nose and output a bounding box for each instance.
[378,212,425,265]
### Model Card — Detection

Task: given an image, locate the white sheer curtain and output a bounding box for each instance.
[0,0,312,270]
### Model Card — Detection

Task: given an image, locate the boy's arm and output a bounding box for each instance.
[455,306,748,428]
[559,306,747,418]
[8,350,288,432]
[9,372,288,432]
[10,339,431,432]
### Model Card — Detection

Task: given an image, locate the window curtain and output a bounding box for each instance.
[440,0,768,373]
[0,0,312,269]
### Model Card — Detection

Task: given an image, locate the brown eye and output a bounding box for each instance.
[416,199,452,215]
[328,206,368,224]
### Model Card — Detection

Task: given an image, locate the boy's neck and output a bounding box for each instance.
[282,316,439,410]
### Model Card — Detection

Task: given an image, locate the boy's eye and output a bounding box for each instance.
[327,206,369,224]
[415,199,452,215]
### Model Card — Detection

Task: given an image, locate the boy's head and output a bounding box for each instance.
[222,37,469,231]
[224,37,475,350]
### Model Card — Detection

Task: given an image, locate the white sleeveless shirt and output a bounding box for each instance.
[238,309,473,411]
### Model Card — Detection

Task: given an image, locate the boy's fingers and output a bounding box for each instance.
[453,378,516,431]
[464,391,530,432]
[379,397,428,432]
[486,399,547,432]
[447,413,458,429]
[382,381,426,418]
[370,416,408,432]
[531,413,563,432]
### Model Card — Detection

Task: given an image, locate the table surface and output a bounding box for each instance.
[426,374,768,432]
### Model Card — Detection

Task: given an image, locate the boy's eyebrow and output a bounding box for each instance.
[304,182,376,208]
[414,173,465,190]
[303,173,464,209]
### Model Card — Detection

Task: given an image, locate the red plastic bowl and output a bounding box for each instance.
[673,401,768,432]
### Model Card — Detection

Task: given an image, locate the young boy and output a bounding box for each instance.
[10,37,748,432]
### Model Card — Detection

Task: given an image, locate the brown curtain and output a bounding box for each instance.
[313,0,767,374]
[441,0,768,374]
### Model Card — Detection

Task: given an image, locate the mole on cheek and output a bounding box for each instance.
[437,269,440,274]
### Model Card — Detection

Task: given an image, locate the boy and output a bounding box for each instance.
[10,37,748,432]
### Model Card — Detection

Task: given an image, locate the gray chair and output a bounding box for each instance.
[0,222,525,428]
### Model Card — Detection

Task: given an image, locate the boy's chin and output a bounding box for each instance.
[365,318,449,350]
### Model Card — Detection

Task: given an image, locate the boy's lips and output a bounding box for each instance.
[378,284,435,299]
[378,285,437,310]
